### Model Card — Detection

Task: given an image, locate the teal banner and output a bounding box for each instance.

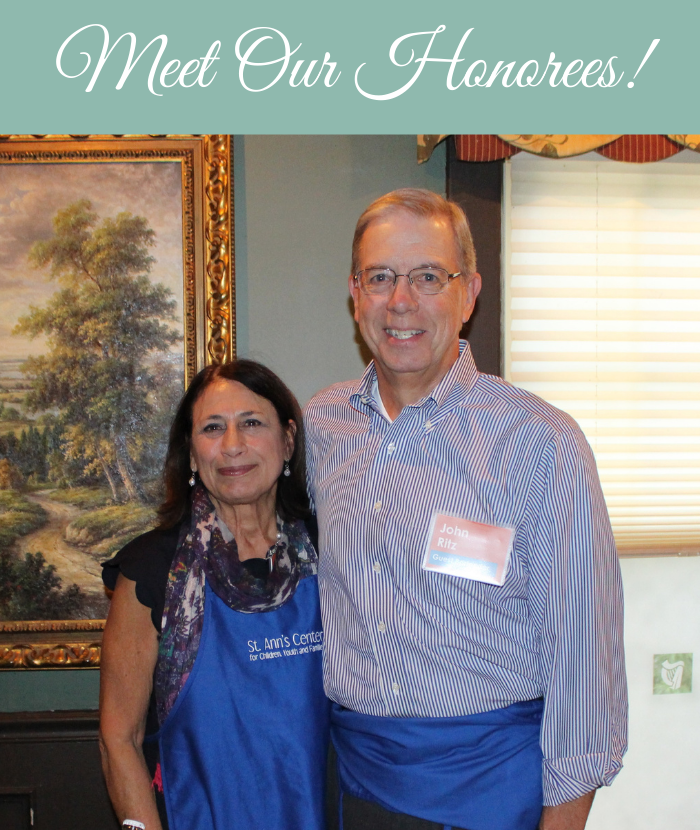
[0,0,696,133]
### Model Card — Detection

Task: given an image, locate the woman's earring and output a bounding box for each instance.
[189,471,196,487]
[283,460,291,477]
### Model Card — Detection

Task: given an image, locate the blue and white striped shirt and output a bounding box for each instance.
[304,342,627,806]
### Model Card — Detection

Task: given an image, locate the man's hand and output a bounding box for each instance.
[539,791,596,830]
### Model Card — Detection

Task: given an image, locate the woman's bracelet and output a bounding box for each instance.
[122,821,146,829]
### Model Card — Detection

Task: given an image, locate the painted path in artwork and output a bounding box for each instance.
[14,492,109,618]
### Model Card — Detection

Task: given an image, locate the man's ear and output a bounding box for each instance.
[349,273,360,323]
[462,272,482,325]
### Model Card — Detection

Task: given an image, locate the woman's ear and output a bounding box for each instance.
[285,420,297,459]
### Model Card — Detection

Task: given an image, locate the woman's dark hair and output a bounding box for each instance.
[158,360,310,528]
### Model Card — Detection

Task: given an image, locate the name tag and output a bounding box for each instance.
[422,511,514,586]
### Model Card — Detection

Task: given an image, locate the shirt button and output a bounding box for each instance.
[391,682,400,694]
[373,562,381,573]
[374,501,382,511]
[387,443,396,454]
[425,420,432,429]
[377,621,386,633]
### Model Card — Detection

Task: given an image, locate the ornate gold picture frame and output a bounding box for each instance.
[0,135,233,668]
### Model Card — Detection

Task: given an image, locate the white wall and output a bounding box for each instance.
[589,556,700,830]
[233,135,446,405]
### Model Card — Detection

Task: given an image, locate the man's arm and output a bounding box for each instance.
[527,426,627,809]
[540,791,595,830]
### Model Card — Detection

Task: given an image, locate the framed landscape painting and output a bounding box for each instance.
[0,135,234,668]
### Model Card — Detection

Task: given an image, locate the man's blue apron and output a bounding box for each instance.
[332,698,543,830]
[151,576,329,830]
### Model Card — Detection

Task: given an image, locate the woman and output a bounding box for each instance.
[99,360,328,830]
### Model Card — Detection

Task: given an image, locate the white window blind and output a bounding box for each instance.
[504,153,700,556]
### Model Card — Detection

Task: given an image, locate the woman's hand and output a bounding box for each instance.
[100,574,163,830]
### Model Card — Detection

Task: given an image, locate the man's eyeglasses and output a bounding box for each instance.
[354,268,461,296]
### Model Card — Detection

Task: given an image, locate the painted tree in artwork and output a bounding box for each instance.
[14,199,180,502]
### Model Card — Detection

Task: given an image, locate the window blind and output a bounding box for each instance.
[504,153,700,556]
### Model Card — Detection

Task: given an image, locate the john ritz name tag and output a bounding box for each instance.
[422,511,514,586]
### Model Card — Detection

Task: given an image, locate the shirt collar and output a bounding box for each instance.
[350,361,382,414]
[350,340,479,415]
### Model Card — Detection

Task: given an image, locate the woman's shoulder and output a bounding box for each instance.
[116,524,182,561]
[103,525,181,581]
[102,523,184,632]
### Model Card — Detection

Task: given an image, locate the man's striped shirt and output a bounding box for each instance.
[304,342,627,806]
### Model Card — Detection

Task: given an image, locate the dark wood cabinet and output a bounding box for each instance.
[0,711,119,830]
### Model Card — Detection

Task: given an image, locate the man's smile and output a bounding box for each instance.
[385,328,425,340]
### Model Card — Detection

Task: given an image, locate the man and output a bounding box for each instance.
[304,189,627,830]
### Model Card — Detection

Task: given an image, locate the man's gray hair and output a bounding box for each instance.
[351,188,477,277]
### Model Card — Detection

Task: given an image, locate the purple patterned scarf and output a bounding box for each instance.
[155,484,317,725]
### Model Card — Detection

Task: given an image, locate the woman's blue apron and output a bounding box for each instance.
[150,576,329,830]
[332,698,543,830]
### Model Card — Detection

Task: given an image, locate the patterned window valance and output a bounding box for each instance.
[418,134,700,163]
